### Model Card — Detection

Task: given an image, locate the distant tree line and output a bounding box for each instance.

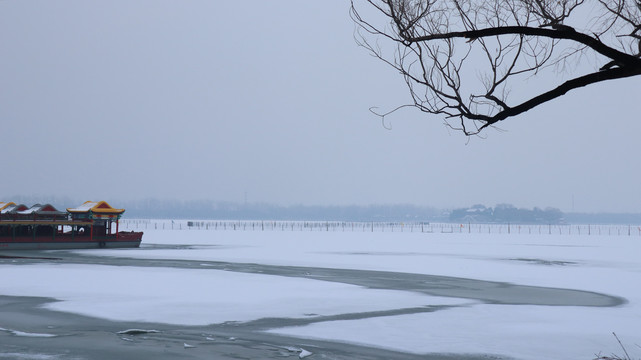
[120,199,444,222]
[449,204,564,224]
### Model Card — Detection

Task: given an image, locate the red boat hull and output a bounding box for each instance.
[0,231,143,250]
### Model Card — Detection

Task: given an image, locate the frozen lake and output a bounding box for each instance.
[1,220,639,360]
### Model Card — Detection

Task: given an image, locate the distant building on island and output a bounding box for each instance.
[449,204,564,224]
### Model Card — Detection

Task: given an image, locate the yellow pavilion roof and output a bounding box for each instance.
[0,202,15,211]
[67,201,125,214]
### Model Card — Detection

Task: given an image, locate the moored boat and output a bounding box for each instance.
[0,201,143,250]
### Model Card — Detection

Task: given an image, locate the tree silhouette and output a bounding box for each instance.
[351,0,641,135]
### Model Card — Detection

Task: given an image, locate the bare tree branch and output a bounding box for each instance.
[351,0,641,135]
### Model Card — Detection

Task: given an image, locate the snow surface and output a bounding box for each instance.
[2,224,641,360]
[66,201,98,212]
[0,263,453,325]
[0,327,56,338]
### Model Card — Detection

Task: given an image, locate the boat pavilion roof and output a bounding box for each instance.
[0,202,15,211]
[17,204,67,217]
[0,203,28,214]
[67,201,125,214]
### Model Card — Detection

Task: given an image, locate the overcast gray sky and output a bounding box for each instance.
[1,1,640,213]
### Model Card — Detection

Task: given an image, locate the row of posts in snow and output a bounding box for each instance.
[119,219,641,236]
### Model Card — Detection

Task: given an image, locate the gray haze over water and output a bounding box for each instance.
[1,1,640,212]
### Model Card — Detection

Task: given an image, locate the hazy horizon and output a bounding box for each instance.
[5,194,641,216]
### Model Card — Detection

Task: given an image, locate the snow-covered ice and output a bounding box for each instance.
[2,223,640,360]
[0,263,453,325]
